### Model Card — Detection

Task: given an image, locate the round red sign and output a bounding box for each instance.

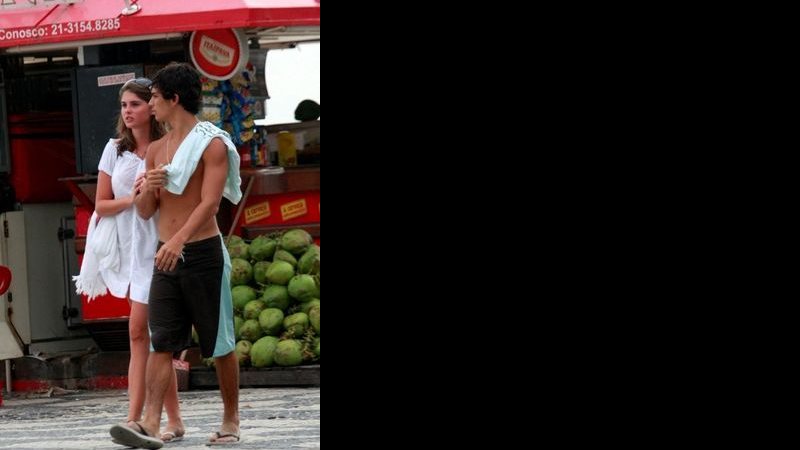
[189,28,250,80]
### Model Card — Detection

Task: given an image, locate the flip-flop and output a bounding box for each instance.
[112,421,141,447]
[110,421,164,449]
[161,430,185,443]
[206,431,241,446]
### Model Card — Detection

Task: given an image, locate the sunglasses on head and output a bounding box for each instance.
[123,77,153,88]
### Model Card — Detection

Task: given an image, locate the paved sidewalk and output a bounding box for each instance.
[0,387,320,449]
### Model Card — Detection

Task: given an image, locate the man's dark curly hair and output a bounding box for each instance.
[151,62,202,115]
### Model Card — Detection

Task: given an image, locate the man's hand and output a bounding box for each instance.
[155,238,184,272]
[144,166,169,193]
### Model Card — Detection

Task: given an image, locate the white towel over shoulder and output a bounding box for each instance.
[161,121,243,204]
[73,211,120,301]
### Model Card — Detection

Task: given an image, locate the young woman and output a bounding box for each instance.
[95,77,185,443]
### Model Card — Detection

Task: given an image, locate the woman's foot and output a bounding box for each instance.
[161,422,186,443]
[161,429,185,443]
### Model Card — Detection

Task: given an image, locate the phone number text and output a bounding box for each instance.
[0,18,120,41]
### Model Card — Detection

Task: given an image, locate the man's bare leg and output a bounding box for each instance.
[208,351,240,443]
[139,351,174,437]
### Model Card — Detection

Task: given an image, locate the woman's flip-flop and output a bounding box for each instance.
[161,430,185,443]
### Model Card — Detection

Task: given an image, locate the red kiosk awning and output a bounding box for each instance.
[0,0,320,50]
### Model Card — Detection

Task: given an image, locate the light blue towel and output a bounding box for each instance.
[162,121,243,204]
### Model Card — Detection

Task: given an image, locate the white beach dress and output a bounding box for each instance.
[130,158,158,303]
[97,139,157,304]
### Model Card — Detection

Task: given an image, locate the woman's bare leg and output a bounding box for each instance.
[127,301,149,422]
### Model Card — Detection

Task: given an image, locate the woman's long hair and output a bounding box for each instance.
[115,79,165,156]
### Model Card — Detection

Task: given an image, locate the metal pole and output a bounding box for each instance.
[5,360,11,393]
[228,176,256,240]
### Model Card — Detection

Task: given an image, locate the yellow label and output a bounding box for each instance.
[244,202,271,224]
[277,131,297,167]
[281,199,308,221]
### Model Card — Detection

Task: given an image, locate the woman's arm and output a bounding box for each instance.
[94,171,134,217]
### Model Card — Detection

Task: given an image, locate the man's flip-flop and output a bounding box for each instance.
[110,422,164,449]
[161,430,185,443]
[206,431,241,446]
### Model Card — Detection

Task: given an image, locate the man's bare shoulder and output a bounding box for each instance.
[202,137,228,162]
[150,135,168,150]
[146,136,168,165]
[207,136,227,150]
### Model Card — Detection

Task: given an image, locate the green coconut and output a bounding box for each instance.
[253,261,272,284]
[283,312,309,338]
[266,260,295,285]
[225,235,244,249]
[243,300,266,321]
[233,316,244,340]
[288,274,320,301]
[239,319,263,342]
[231,285,257,312]
[258,308,285,336]
[230,258,253,286]
[235,340,252,366]
[299,298,320,314]
[249,236,278,261]
[250,336,280,368]
[274,339,304,366]
[297,245,320,275]
[308,304,320,335]
[281,229,313,255]
[273,249,297,267]
[261,284,291,311]
[226,238,250,260]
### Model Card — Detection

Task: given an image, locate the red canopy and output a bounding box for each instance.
[0,0,320,50]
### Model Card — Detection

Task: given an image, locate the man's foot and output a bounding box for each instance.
[207,430,241,446]
[161,428,185,443]
[110,421,164,449]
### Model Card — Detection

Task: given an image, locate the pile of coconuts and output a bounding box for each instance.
[197,228,320,368]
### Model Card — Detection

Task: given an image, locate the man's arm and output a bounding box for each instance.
[135,145,161,219]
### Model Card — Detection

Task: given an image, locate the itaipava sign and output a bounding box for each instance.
[189,28,249,81]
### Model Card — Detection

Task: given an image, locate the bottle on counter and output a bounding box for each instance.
[256,129,269,166]
[238,144,252,168]
[267,132,279,166]
[249,140,259,168]
[277,131,298,167]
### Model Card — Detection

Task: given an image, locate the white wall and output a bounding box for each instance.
[258,42,320,126]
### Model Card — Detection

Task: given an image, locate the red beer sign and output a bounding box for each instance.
[189,28,249,81]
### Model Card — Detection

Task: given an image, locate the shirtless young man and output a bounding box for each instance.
[110,63,241,449]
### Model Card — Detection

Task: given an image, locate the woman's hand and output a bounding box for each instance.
[133,172,146,196]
